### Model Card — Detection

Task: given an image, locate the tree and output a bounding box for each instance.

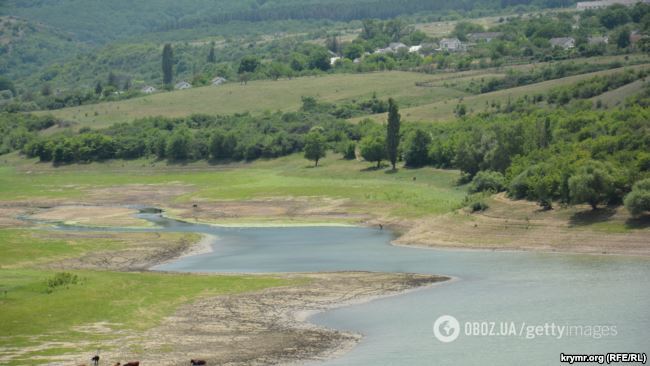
[107,71,119,89]
[304,130,327,167]
[343,43,364,60]
[166,128,191,160]
[624,178,650,216]
[308,48,331,71]
[568,162,614,210]
[210,131,236,160]
[94,81,103,95]
[386,98,401,170]
[469,171,505,193]
[0,76,16,96]
[162,44,174,87]
[343,141,356,160]
[360,135,386,168]
[238,55,260,74]
[404,128,430,167]
[615,28,631,49]
[207,42,216,63]
[326,35,340,54]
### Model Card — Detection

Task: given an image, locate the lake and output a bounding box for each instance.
[69,214,650,365]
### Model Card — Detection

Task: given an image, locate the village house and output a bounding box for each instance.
[588,36,609,45]
[174,81,192,90]
[577,0,650,10]
[211,77,227,86]
[374,42,408,54]
[330,56,341,65]
[408,45,422,53]
[549,37,575,49]
[630,30,645,44]
[141,86,156,94]
[467,32,503,43]
[439,38,465,52]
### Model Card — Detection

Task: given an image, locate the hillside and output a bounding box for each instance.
[7,0,554,44]
[42,54,650,127]
[0,16,87,84]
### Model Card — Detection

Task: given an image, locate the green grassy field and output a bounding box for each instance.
[0,153,466,218]
[359,63,650,123]
[41,54,648,128]
[0,228,290,365]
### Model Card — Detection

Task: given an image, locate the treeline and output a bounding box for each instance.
[547,68,647,104]
[18,99,371,164]
[398,91,650,210]
[473,61,629,94]
[0,113,58,155]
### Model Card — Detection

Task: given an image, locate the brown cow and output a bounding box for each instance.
[123,362,139,366]
[191,360,206,366]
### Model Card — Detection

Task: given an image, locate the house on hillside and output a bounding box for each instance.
[409,45,423,53]
[330,56,341,65]
[141,86,156,94]
[389,42,408,52]
[174,81,192,90]
[211,77,227,86]
[467,32,503,43]
[374,42,408,54]
[588,36,609,45]
[577,0,650,10]
[630,30,645,44]
[549,37,575,49]
[439,38,465,52]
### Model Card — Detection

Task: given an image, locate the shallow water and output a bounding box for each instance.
[63,214,650,365]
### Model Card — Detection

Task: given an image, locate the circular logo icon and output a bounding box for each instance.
[433,315,460,343]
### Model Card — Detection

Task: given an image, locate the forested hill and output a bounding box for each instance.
[7,0,573,43]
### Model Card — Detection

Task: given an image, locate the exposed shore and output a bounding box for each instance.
[7,210,448,366]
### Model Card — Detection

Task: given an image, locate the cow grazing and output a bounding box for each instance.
[123,362,139,366]
[191,360,207,366]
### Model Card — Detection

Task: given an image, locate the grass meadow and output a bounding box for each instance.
[42,54,648,128]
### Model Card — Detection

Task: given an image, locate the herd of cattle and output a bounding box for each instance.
[79,356,207,366]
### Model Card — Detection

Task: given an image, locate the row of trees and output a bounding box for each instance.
[303,98,401,169]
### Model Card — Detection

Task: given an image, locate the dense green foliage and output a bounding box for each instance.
[4,3,649,112]
[19,99,367,164]
[304,129,327,166]
[624,178,650,216]
[7,0,576,44]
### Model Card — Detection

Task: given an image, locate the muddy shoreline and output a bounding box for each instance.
[7,206,449,366]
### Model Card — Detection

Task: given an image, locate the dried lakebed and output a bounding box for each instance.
[52,212,650,365]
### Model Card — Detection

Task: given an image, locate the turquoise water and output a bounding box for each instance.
[65,214,650,365]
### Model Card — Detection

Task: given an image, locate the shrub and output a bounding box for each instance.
[46,272,79,293]
[403,129,431,167]
[624,178,650,216]
[568,161,615,210]
[343,141,356,160]
[469,170,505,193]
[460,192,490,212]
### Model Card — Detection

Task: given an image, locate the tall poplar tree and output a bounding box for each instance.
[162,43,174,87]
[386,98,401,170]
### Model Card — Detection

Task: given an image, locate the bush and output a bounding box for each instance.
[624,179,650,216]
[343,141,357,160]
[403,129,431,167]
[568,161,615,210]
[360,134,386,168]
[469,170,505,193]
[460,192,490,212]
[46,272,79,293]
